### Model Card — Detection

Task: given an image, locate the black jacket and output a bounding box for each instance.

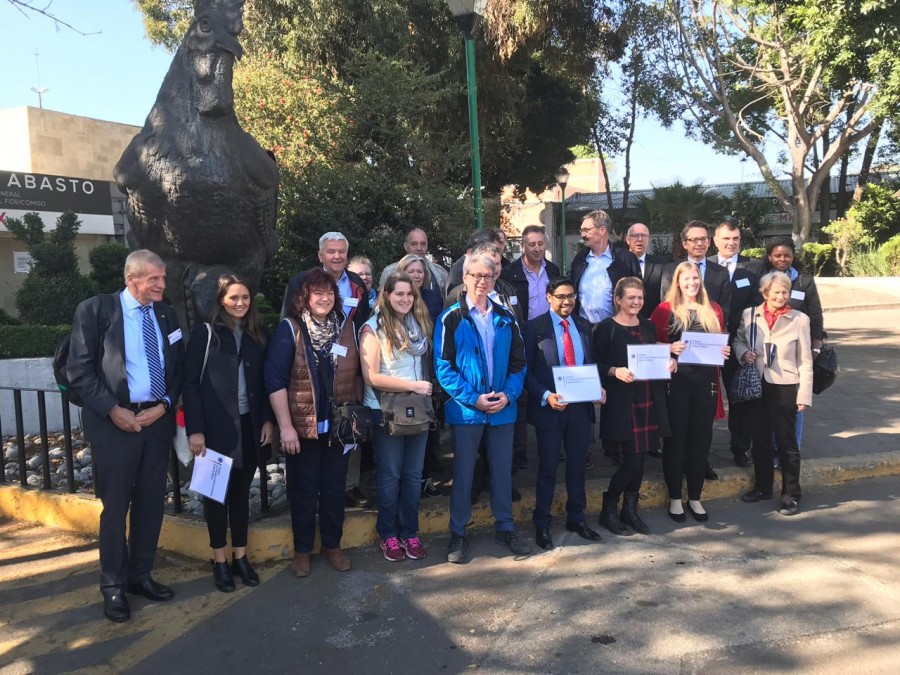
[500,256,562,323]
[638,253,668,319]
[708,255,765,335]
[568,244,641,316]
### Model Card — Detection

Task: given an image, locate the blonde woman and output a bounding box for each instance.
[650,262,729,523]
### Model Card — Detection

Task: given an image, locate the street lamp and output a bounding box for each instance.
[446,0,487,229]
[556,166,570,272]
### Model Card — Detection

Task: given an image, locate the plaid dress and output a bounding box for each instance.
[626,326,659,454]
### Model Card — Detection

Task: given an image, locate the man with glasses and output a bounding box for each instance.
[435,255,530,564]
[523,278,604,550]
[570,210,640,324]
[625,222,667,318]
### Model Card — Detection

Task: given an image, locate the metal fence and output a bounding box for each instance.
[0,386,271,516]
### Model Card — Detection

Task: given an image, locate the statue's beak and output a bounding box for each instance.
[216,32,244,60]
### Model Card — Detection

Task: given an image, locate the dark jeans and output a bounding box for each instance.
[663,367,717,501]
[449,424,514,536]
[285,435,349,553]
[203,414,257,549]
[749,380,802,500]
[607,444,645,499]
[513,394,528,464]
[372,411,428,540]
[532,404,591,529]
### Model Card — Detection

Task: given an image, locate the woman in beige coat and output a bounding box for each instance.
[733,271,813,516]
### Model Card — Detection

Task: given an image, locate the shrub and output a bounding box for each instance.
[740,247,765,260]
[880,235,900,275]
[799,243,834,276]
[0,325,70,358]
[0,308,21,326]
[822,216,871,275]
[847,247,890,277]
[846,183,900,245]
[89,242,130,294]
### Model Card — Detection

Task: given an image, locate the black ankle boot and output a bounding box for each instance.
[213,560,235,593]
[599,491,630,535]
[231,555,260,587]
[620,492,650,534]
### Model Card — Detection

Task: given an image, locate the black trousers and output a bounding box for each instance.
[748,380,802,500]
[723,355,753,457]
[607,444,645,499]
[203,414,257,549]
[285,434,349,553]
[532,404,591,529]
[663,367,717,501]
[88,410,169,596]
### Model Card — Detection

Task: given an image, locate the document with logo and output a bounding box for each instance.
[189,449,233,504]
[552,365,603,403]
[679,331,729,366]
[627,344,672,380]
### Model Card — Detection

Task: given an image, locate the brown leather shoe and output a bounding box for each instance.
[322,547,351,572]
[289,552,311,578]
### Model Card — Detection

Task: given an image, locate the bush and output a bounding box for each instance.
[740,247,765,260]
[90,242,130,294]
[0,325,70,358]
[823,216,871,275]
[0,308,21,326]
[847,247,891,277]
[847,183,900,245]
[879,235,900,275]
[799,243,834,276]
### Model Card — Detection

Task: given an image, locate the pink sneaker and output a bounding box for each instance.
[380,537,405,562]
[399,536,426,560]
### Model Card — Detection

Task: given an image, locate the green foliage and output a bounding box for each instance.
[844,183,900,246]
[847,247,891,277]
[4,211,96,325]
[89,242,130,294]
[728,184,772,248]
[0,308,21,326]
[799,243,835,277]
[740,247,765,260]
[635,182,728,233]
[0,325,71,359]
[879,235,900,275]
[823,216,873,275]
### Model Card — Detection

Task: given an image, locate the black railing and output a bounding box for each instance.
[0,386,272,516]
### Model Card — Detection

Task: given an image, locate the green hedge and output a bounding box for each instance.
[0,325,70,358]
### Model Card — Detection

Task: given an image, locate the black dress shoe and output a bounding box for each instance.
[231,555,260,587]
[103,593,130,623]
[733,452,753,468]
[565,521,602,542]
[647,447,663,458]
[705,464,719,480]
[535,526,554,551]
[778,499,800,516]
[686,502,709,522]
[668,507,687,523]
[126,578,174,602]
[741,488,773,503]
[511,486,522,502]
[213,561,235,593]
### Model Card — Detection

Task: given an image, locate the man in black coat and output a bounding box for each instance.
[569,210,641,324]
[711,218,765,467]
[444,228,505,294]
[625,222,667,318]
[67,250,184,623]
[659,221,732,322]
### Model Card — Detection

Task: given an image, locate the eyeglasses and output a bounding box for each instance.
[550,293,577,302]
[684,237,709,244]
[579,226,602,235]
[627,234,649,240]
[465,273,493,283]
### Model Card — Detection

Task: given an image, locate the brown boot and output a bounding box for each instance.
[322,547,351,572]
[289,552,311,578]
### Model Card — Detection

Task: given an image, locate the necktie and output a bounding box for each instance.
[561,319,576,366]
[720,258,733,279]
[639,258,645,278]
[141,305,167,401]
[693,260,705,280]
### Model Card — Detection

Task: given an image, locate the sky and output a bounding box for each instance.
[1,0,778,190]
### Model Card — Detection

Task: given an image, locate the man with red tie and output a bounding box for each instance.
[523,278,605,551]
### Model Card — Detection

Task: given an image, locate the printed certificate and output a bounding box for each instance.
[552,365,603,403]
[679,331,729,366]
[627,344,672,380]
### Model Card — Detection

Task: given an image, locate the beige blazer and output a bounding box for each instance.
[732,305,813,407]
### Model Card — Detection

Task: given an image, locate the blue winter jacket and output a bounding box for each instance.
[434,297,526,426]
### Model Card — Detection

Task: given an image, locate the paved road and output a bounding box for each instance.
[2,475,899,674]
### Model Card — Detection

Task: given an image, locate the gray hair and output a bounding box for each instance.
[582,210,612,230]
[464,254,497,277]
[470,242,501,259]
[319,231,349,250]
[124,249,165,280]
[759,270,792,298]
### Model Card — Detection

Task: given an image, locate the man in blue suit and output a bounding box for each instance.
[523,278,605,551]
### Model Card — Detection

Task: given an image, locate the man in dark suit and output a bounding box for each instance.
[523,278,604,551]
[659,221,732,322]
[625,222,667,318]
[711,218,765,467]
[67,250,184,623]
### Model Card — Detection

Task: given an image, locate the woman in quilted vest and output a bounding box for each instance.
[360,273,434,562]
[265,268,361,578]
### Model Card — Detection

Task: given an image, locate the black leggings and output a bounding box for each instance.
[663,367,717,501]
[204,414,257,549]
[607,444,644,499]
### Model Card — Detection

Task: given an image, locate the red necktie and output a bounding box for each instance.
[561,319,576,366]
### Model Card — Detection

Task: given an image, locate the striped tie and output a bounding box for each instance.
[141,305,167,401]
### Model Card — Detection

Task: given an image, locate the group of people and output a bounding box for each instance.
[67,211,822,622]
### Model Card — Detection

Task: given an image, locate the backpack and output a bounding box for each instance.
[54,294,116,407]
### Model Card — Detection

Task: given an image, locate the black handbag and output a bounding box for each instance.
[812,343,839,394]
[331,404,376,446]
[730,312,763,404]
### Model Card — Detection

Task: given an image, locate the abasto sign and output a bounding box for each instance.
[0,170,114,234]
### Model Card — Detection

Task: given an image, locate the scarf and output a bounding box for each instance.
[301,309,341,364]
[762,303,791,330]
[404,314,428,357]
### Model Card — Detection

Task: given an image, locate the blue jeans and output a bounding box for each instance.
[449,423,514,536]
[372,411,428,540]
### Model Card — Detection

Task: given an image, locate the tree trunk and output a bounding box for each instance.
[598,148,614,216]
[837,150,850,218]
[818,133,831,236]
[620,60,639,237]
[852,116,884,202]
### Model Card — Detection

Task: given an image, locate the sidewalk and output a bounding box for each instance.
[1,295,899,563]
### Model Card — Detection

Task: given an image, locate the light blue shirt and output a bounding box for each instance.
[120,289,167,404]
[542,310,586,405]
[466,296,495,385]
[578,246,614,323]
[688,257,707,281]
[523,259,550,319]
[332,268,356,317]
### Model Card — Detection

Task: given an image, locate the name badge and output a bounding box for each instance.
[735,278,750,289]
[791,290,805,301]
[509,296,518,306]
[331,344,348,358]
[344,297,359,308]
[167,329,183,344]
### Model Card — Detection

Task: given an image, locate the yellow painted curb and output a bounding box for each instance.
[3,450,900,563]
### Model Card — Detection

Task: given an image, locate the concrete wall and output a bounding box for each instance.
[0,108,31,170]
[0,358,80,435]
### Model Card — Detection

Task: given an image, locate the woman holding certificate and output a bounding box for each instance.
[593,277,674,535]
[650,262,729,523]
[183,274,275,593]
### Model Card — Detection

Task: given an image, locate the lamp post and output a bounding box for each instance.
[556,167,570,272]
[446,0,487,229]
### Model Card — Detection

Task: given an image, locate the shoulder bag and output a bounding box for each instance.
[377,348,436,437]
[729,312,763,404]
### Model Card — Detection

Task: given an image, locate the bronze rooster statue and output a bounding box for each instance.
[115,0,278,329]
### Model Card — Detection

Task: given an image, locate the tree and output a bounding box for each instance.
[660,0,900,245]
[727,183,772,248]
[5,211,95,324]
[89,242,130,294]
[635,182,728,258]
